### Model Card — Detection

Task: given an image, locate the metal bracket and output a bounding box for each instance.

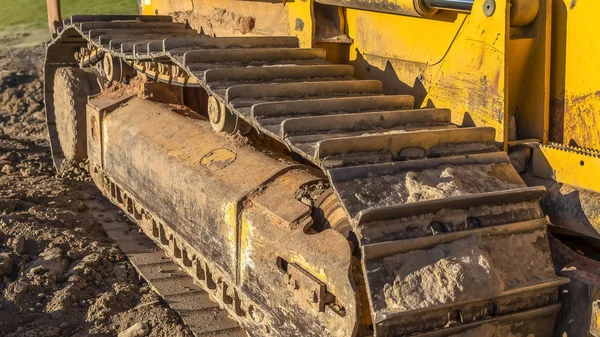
[286,263,335,312]
[532,143,600,193]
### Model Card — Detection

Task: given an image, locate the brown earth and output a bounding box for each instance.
[0,38,193,337]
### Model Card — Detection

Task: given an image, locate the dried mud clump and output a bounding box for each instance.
[341,163,522,215]
[379,231,555,312]
[382,238,505,311]
[172,8,256,36]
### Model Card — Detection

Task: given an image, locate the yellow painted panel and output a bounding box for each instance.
[345,0,509,142]
[346,9,466,64]
[347,0,509,142]
[345,0,553,145]
[425,0,508,142]
[535,144,600,193]
[287,0,315,48]
[551,0,600,149]
[506,37,534,141]
[513,0,551,143]
[141,0,190,15]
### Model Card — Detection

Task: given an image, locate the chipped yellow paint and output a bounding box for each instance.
[223,202,238,256]
[239,214,256,271]
[290,253,328,285]
[286,0,314,48]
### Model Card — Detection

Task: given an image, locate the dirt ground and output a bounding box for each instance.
[0,34,194,337]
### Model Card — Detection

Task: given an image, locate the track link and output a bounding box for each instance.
[89,194,246,337]
[45,15,567,337]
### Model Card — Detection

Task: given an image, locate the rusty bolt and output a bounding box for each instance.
[286,275,298,290]
[312,291,319,303]
[251,308,265,323]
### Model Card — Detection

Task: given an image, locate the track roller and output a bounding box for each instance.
[208,96,238,133]
[103,53,135,82]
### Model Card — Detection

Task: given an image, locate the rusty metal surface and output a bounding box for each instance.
[87,97,358,336]
[541,182,600,241]
[550,236,600,337]
[45,15,567,337]
[399,305,560,337]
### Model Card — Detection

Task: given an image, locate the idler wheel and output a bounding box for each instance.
[208,96,238,134]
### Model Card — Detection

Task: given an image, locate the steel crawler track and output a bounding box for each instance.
[87,194,246,337]
[45,15,568,337]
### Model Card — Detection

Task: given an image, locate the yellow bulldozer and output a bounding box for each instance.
[42,0,600,336]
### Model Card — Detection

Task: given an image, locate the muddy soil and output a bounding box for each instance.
[0,40,193,336]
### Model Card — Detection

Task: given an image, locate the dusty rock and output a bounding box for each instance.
[342,163,522,214]
[11,236,25,254]
[87,284,138,321]
[20,167,39,177]
[0,252,13,277]
[172,8,258,36]
[237,16,255,34]
[118,322,151,337]
[27,246,69,282]
[1,164,15,174]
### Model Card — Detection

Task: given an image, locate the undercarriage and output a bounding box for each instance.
[43,14,568,337]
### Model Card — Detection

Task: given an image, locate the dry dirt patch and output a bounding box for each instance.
[0,40,193,337]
